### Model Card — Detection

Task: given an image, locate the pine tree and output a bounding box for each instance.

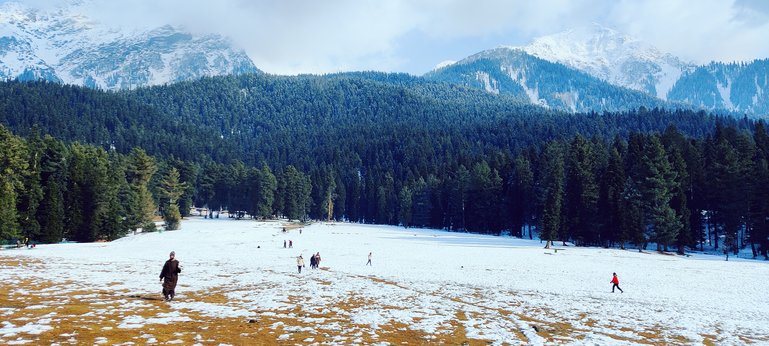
[751,121,769,258]
[541,142,565,249]
[65,143,111,242]
[600,147,626,247]
[510,155,533,238]
[279,165,312,221]
[668,148,691,254]
[37,136,67,243]
[621,178,646,250]
[446,165,470,231]
[638,136,681,252]
[410,177,432,228]
[17,129,43,241]
[563,135,599,245]
[398,185,413,227]
[256,164,277,219]
[159,167,186,230]
[0,126,28,242]
[125,148,157,231]
[101,153,130,240]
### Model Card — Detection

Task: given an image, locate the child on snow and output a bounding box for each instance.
[611,272,623,293]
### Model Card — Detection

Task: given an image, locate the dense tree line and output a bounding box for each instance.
[2,77,767,258]
[0,125,312,243]
[4,120,768,258]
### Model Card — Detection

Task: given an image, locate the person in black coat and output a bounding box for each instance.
[159,251,182,301]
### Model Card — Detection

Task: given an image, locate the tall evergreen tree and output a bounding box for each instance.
[159,167,186,230]
[563,135,599,245]
[0,125,28,242]
[398,185,413,227]
[17,129,43,241]
[510,155,534,238]
[541,142,565,249]
[638,136,681,251]
[125,148,157,231]
[37,136,67,243]
[599,147,626,247]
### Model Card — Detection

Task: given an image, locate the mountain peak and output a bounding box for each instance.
[0,1,260,90]
[512,24,693,99]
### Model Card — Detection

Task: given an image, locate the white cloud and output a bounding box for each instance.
[9,0,769,74]
[605,0,769,64]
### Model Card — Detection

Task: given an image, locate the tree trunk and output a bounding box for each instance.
[751,241,757,259]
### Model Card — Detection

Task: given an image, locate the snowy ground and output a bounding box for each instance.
[1,218,769,345]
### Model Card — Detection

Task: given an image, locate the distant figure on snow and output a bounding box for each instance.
[310,253,317,269]
[366,252,372,266]
[297,255,305,273]
[300,228,303,234]
[611,272,623,293]
[283,240,286,248]
[159,251,182,301]
[289,240,293,248]
[315,252,321,268]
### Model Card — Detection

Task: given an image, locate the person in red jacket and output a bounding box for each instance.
[610,272,623,293]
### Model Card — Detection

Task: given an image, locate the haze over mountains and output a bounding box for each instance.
[0,1,767,115]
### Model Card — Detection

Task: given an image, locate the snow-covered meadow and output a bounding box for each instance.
[2,218,768,345]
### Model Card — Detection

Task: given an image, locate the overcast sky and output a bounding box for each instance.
[6,0,769,75]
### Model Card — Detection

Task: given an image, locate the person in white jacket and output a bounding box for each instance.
[297,255,305,273]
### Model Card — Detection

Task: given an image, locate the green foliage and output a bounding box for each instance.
[3,77,769,260]
[0,125,28,240]
[164,204,182,231]
[541,142,565,247]
[276,165,312,221]
[126,148,157,231]
[160,168,186,230]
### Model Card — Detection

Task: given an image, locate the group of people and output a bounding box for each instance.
[13,238,36,249]
[283,240,293,248]
[309,252,321,269]
[156,226,626,301]
[296,252,322,273]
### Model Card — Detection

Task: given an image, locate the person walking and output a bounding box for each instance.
[309,253,317,269]
[366,252,372,266]
[289,240,293,248]
[283,240,286,248]
[315,252,321,268]
[297,255,305,273]
[610,272,623,293]
[159,251,182,301]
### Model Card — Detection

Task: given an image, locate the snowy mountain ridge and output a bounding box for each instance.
[0,1,260,90]
[512,23,695,100]
[424,47,671,113]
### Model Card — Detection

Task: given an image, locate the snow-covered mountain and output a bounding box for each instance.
[516,23,694,100]
[668,60,769,116]
[425,47,670,113]
[0,1,260,90]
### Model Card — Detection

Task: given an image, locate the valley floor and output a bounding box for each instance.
[1,219,768,345]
